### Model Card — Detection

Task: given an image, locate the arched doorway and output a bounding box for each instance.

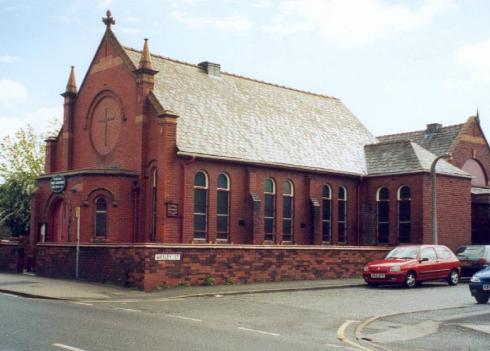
[49,199,67,242]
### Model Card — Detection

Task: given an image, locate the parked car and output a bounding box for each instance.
[363,245,460,288]
[455,245,490,277]
[469,267,490,304]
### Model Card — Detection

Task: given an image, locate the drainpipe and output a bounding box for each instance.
[357,176,363,246]
[431,154,451,245]
[180,155,196,242]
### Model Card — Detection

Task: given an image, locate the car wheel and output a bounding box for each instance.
[475,295,489,304]
[448,269,459,286]
[404,272,416,288]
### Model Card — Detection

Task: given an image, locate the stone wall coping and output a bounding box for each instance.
[37,168,138,180]
[0,240,20,246]
[36,242,392,251]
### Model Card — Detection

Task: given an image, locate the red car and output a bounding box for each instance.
[363,245,461,288]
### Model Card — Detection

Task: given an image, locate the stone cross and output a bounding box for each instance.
[98,108,115,147]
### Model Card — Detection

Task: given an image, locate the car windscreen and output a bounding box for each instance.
[386,247,419,259]
[456,246,486,259]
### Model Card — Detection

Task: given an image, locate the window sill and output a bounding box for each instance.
[91,237,108,243]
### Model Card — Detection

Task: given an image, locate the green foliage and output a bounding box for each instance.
[203,275,216,286]
[0,125,45,236]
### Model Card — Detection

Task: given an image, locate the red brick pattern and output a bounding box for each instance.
[35,244,389,290]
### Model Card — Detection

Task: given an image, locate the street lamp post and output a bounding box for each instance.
[431,154,451,245]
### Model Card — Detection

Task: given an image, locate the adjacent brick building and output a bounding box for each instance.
[26,12,490,289]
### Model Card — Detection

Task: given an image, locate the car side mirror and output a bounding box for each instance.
[420,257,429,262]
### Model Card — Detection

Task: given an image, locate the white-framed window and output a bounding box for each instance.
[322,184,332,242]
[397,186,411,243]
[338,186,347,243]
[264,178,276,242]
[377,187,389,244]
[282,180,294,242]
[95,197,108,237]
[193,171,208,240]
[216,173,230,241]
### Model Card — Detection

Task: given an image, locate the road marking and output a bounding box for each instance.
[337,320,374,351]
[72,302,93,306]
[53,343,87,351]
[114,307,141,313]
[237,327,280,337]
[0,292,20,298]
[324,343,360,351]
[166,314,202,322]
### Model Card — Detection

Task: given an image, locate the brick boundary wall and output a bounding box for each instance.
[0,241,21,272]
[35,243,390,290]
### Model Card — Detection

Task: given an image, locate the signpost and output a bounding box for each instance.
[75,207,81,279]
[155,253,181,261]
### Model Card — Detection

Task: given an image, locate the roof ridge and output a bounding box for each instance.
[123,46,339,101]
[378,123,466,139]
[365,139,412,147]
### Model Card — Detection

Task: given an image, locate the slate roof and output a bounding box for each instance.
[124,47,378,175]
[365,140,470,177]
[377,124,464,156]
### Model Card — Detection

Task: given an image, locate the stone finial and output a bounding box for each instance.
[65,66,77,95]
[102,10,115,30]
[138,38,153,70]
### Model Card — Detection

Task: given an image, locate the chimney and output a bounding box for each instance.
[426,123,442,134]
[198,61,220,77]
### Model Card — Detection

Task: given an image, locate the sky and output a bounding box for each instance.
[1,0,489,141]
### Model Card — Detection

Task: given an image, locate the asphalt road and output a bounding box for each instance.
[0,282,487,351]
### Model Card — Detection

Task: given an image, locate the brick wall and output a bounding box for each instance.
[34,243,389,290]
[0,241,21,272]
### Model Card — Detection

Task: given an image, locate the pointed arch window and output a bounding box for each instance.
[217,173,230,240]
[95,197,108,237]
[264,178,276,242]
[338,186,347,243]
[398,186,411,243]
[377,187,389,244]
[150,168,157,241]
[194,171,208,240]
[282,180,294,242]
[322,185,332,243]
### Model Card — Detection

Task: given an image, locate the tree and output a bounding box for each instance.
[0,125,45,236]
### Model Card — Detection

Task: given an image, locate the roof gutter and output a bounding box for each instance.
[177,151,363,179]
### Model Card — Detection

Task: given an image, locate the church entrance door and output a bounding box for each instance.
[50,199,67,242]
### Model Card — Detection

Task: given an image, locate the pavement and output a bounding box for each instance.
[0,272,365,301]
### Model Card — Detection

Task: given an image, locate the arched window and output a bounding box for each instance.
[322,185,332,242]
[95,197,108,237]
[194,171,208,240]
[264,178,276,242]
[150,168,157,241]
[398,186,411,243]
[377,187,389,244]
[338,186,347,243]
[462,159,487,187]
[217,173,230,241]
[282,180,294,242]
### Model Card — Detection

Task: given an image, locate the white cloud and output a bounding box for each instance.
[170,10,252,32]
[0,55,21,64]
[454,38,490,81]
[0,79,28,108]
[0,106,63,142]
[262,0,455,47]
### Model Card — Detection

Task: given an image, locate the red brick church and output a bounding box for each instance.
[24,12,490,289]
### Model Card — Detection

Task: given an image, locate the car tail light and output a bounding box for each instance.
[478,258,488,266]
